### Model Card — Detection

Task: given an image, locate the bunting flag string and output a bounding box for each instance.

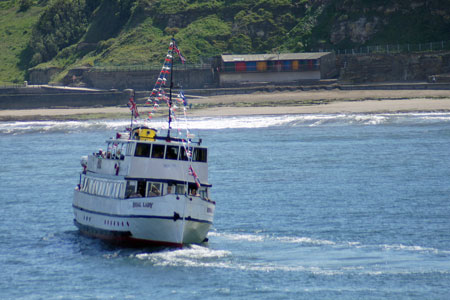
[146,38,187,121]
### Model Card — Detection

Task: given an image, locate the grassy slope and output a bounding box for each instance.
[0,3,44,84]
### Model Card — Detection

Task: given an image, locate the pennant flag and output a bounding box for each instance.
[172,39,186,64]
[173,46,186,63]
[128,97,139,118]
[178,90,188,106]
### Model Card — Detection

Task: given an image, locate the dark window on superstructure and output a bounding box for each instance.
[125,181,137,198]
[151,144,165,158]
[165,146,179,160]
[192,148,207,162]
[137,181,146,197]
[179,147,190,161]
[135,143,151,157]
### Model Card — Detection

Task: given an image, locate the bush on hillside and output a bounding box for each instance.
[18,0,33,12]
[27,0,102,67]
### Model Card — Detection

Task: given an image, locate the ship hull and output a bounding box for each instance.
[73,190,215,247]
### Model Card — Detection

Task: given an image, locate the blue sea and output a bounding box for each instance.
[1,112,450,299]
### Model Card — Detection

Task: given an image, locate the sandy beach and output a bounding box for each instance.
[1,89,449,121]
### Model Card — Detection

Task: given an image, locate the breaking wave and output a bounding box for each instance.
[2,112,450,134]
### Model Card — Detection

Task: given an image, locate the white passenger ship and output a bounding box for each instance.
[72,39,215,247]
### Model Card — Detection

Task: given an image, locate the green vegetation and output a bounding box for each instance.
[0,2,44,84]
[0,0,449,84]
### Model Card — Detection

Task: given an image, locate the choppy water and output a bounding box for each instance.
[1,113,450,299]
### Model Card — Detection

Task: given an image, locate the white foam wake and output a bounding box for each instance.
[208,231,336,246]
[2,112,450,134]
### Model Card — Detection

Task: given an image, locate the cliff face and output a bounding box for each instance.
[315,0,450,49]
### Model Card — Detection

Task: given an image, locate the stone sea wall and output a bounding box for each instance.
[0,86,130,109]
[61,67,217,90]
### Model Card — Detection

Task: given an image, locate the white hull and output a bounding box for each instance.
[73,190,215,247]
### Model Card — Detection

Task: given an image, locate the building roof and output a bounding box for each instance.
[221,52,332,62]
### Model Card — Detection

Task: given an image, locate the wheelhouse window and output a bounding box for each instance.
[151,144,165,158]
[135,143,151,157]
[179,147,190,161]
[165,145,179,160]
[192,148,207,162]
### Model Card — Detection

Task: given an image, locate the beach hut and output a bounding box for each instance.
[219,52,336,86]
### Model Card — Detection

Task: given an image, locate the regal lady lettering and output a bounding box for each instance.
[133,202,153,208]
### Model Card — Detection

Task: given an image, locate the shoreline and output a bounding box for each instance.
[1,89,450,121]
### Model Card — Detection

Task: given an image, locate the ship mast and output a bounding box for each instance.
[167,38,175,139]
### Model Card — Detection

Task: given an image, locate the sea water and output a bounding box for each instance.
[1,113,450,299]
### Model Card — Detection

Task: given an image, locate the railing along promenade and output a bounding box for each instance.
[319,40,450,55]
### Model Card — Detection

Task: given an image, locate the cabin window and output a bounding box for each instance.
[113,182,124,198]
[199,188,208,200]
[105,182,111,196]
[102,181,109,196]
[147,182,162,197]
[82,177,89,192]
[126,143,133,156]
[98,181,105,196]
[95,181,101,195]
[151,144,165,158]
[118,182,124,198]
[167,184,175,194]
[176,184,185,195]
[165,146,179,160]
[111,182,117,198]
[192,148,207,162]
[88,179,94,194]
[188,184,199,196]
[135,143,151,157]
[125,181,137,198]
[137,181,146,197]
